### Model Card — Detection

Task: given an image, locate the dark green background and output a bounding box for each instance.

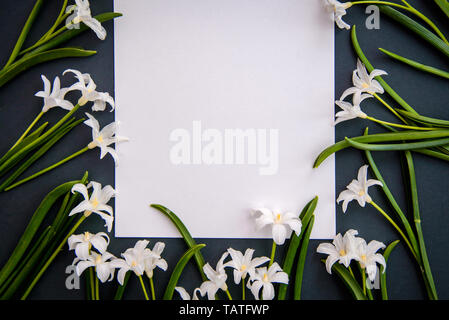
[0,0,448,300]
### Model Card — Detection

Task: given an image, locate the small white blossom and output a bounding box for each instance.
[248,262,288,300]
[110,240,153,285]
[252,208,302,245]
[84,113,129,166]
[354,238,386,282]
[224,248,269,284]
[200,252,229,300]
[144,242,168,279]
[340,59,387,101]
[324,0,352,30]
[337,165,383,212]
[64,69,115,111]
[73,251,116,283]
[69,182,115,232]
[35,75,74,112]
[68,231,109,260]
[334,93,371,125]
[316,229,361,273]
[66,0,107,40]
[175,287,203,300]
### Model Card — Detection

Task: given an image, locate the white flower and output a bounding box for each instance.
[224,248,269,284]
[337,165,383,212]
[110,240,153,285]
[144,242,168,278]
[69,182,116,232]
[354,238,386,282]
[316,229,361,273]
[324,0,352,30]
[175,287,203,300]
[66,0,106,40]
[73,251,116,283]
[334,93,371,125]
[200,252,229,300]
[68,231,109,260]
[340,59,387,101]
[252,208,302,245]
[248,262,288,300]
[63,69,115,111]
[35,75,74,112]
[84,113,129,166]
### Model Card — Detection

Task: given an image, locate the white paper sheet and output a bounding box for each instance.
[114,0,335,239]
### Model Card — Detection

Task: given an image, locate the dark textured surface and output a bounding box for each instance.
[0,1,448,300]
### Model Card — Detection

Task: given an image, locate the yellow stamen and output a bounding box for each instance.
[361,254,367,262]
[241,265,247,272]
[91,198,99,209]
[275,213,282,223]
[339,249,346,256]
[362,83,369,89]
[83,232,91,242]
[263,273,269,282]
[358,190,365,197]
[95,255,102,264]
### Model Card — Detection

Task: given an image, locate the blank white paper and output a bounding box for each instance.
[114,0,335,239]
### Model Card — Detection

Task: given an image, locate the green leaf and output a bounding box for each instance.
[3,0,45,68]
[323,260,368,300]
[150,204,207,281]
[379,6,449,58]
[351,26,418,115]
[278,196,318,300]
[21,12,122,57]
[314,129,449,167]
[396,109,449,128]
[379,48,449,79]
[403,152,438,300]
[380,240,400,300]
[435,0,449,18]
[0,179,82,287]
[0,48,96,87]
[293,215,315,300]
[345,136,449,151]
[0,118,84,191]
[114,271,131,300]
[163,244,206,300]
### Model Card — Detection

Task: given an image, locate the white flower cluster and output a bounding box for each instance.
[317,229,386,282]
[176,248,288,301]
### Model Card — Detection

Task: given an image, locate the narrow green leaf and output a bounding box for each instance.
[163,244,206,300]
[435,0,449,18]
[114,271,131,300]
[293,215,315,300]
[150,204,207,281]
[0,118,84,191]
[379,6,449,58]
[278,196,318,300]
[345,136,449,151]
[0,179,82,287]
[22,12,122,57]
[351,25,418,115]
[380,240,400,300]
[3,0,45,68]
[314,129,449,167]
[396,109,449,128]
[323,260,368,300]
[403,152,438,300]
[379,48,449,79]
[0,48,96,87]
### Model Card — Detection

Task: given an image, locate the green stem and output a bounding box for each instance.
[89,267,95,300]
[242,278,246,300]
[362,268,366,295]
[351,1,449,44]
[138,275,150,300]
[95,272,100,300]
[365,116,435,131]
[226,289,233,300]
[369,201,418,261]
[10,111,45,151]
[269,241,276,267]
[372,93,408,124]
[20,215,86,300]
[149,277,156,300]
[5,146,90,191]
[21,23,70,56]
